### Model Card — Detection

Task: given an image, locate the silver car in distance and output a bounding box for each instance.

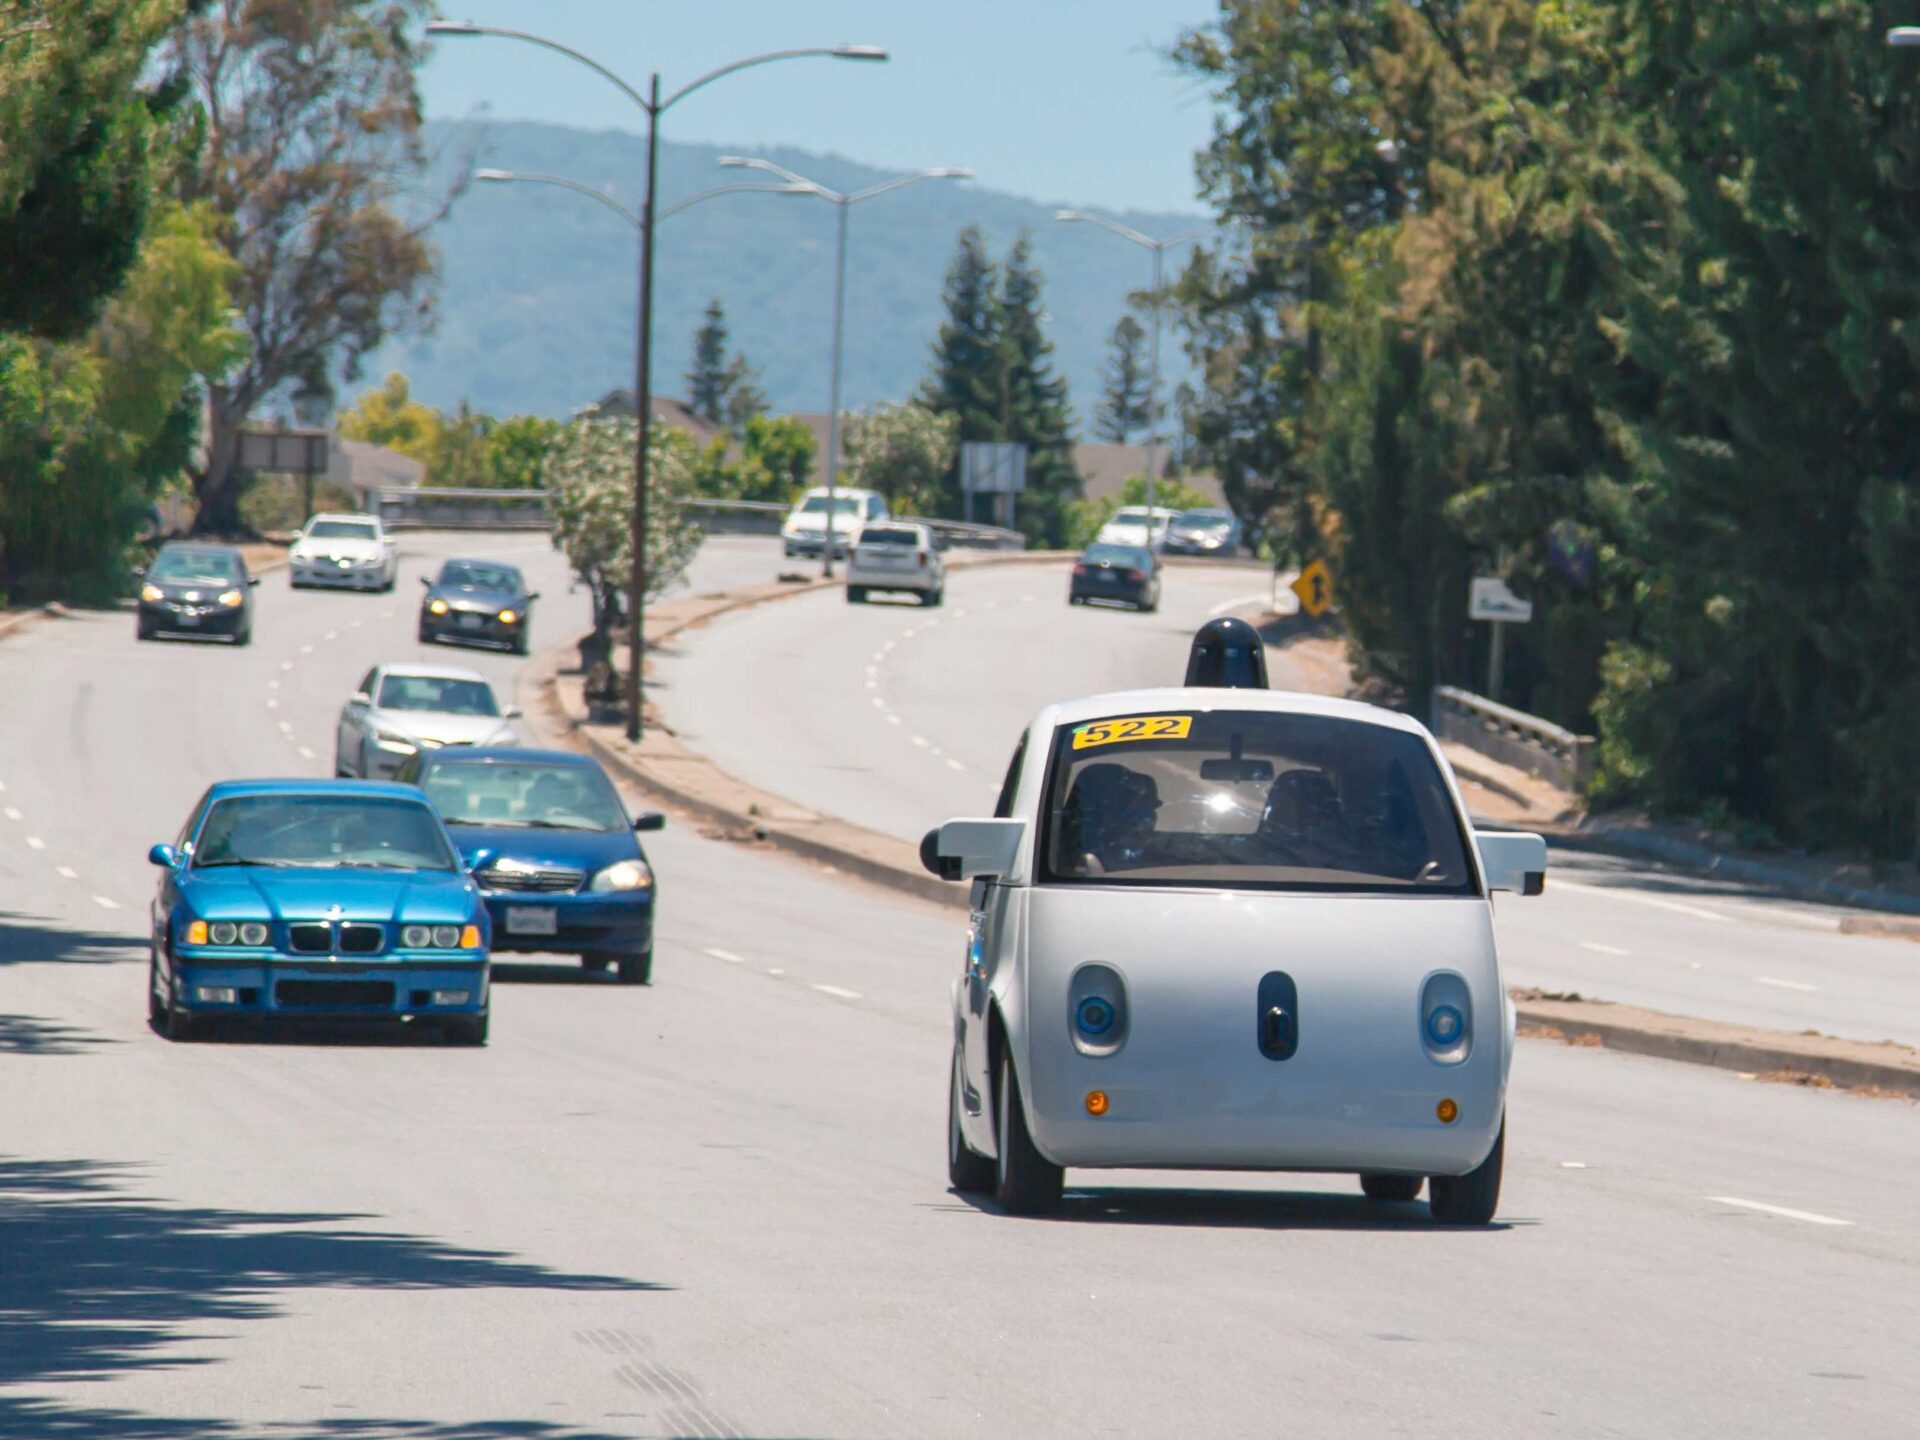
[923,654,1545,1224]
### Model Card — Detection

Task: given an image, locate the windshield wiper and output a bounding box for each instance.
[521,818,610,831]
[330,860,432,870]
[193,858,296,869]
[444,817,532,827]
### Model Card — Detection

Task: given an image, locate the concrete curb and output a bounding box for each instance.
[1513,993,1920,1099]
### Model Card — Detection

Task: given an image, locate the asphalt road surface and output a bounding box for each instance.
[3,531,1918,1438]
[659,560,1920,1049]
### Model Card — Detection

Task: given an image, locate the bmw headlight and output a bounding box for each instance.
[239,922,269,946]
[402,924,432,948]
[589,859,654,892]
[209,921,238,945]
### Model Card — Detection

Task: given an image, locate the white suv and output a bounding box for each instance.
[289,513,397,591]
[847,522,945,606]
[782,487,886,559]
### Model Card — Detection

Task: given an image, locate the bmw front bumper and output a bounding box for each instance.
[170,951,489,1019]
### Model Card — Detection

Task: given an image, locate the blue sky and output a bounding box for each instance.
[419,1,1221,217]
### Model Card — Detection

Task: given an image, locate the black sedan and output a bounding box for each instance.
[1068,543,1161,612]
[135,542,259,644]
[1162,507,1244,557]
[418,559,538,654]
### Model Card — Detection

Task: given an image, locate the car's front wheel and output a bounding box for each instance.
[443,1011,489,1046]
[949,1047,994,1193]
[1429,1116,1505,1225]
[846,586,866,604]
[151,950,197,1042]
[994,1052,1062,1215]
[616,949,652,986]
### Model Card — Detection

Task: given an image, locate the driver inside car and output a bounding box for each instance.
[1060,763,1162,875]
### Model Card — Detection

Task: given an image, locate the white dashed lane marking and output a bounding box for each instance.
[1553,878,1729,924]
[56,866,77,880]
[946,759,966,772]
[1710,1196,1851,1227]
[813,984,862,1001]
[297,746,316,761]
[1579,941,1630,957]
[703,948,745,964]
[26,836,45,850]
[3,806,20,821]
[1754,976,1818,993]
[92,895,119,911]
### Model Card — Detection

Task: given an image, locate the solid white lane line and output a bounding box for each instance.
[92,895,119,911]
[1552,878,1729,923]
[26,836,45,850]
[56,866,77,879]
[1754,976,1818,993]
[813,984,862,1001]
[703,948,745,964]
[1207,591,1271,618]
[1579,941,1631,956]
[1710,1196,1851,1227]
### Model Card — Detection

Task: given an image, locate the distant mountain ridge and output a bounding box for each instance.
[363,118,1208,428]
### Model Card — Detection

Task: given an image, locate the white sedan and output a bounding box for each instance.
[290,513,397,591]
[924,627,1545,1222]
[335,662,522,779]
[845,522,945,606]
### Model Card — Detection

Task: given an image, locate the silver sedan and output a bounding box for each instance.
[335,662,522,779]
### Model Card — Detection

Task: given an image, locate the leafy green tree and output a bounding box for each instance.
[423,400,492,488]
[842,403,958,516]
[0,0,181,341]
[168,0,443,533]
[1094,313,1151,444]
[337,373,439,462]
[483,414,561,491]
[739,414,816,502]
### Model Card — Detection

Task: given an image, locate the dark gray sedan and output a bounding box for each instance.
[135,542,259,645]
[1162,508,1244,557]
[1068,543,1161,612]
[418,558,538,654]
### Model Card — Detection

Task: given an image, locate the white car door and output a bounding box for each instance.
[958,731,1031,1153]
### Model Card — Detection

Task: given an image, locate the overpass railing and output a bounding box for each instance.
[1430,685,1596,793]
[370,487,550,530]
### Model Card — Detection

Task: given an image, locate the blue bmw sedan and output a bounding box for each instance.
[147,780,492,1044]
[398,748,663,984]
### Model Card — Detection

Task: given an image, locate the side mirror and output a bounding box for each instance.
[633,812,666,833]
[526,591,541,602]
[920,829,963,881]
[502,704,524,720]
[148,843,178,868]
[348,692,371,708]
[926,818,1026,881]
[247,575,260,587]
[1476,831,1548,896]
[419,575,431,587]
[131,565,147,579]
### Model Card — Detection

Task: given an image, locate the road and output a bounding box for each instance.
[3,531,1918,1437]
[659,561,1920,1049]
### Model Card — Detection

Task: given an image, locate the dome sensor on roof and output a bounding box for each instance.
[1185,616,1268,689]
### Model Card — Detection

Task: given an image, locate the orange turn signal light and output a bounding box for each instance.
[187,920,208,945]
[459,925,482,950]
[1436,1098,1459,1124]
[1085,1090,1109,1116]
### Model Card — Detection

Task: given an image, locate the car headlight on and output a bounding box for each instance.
[497,609,518,625]
[589,859,654,892]
[218,589,244,607]
[140,583,164,603]
[373,729,418,754]
[428,599,449,615]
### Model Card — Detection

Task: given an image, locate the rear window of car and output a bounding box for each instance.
[1083,545,1149,567]
[1037,709,1475,896]
[858,527,921,547]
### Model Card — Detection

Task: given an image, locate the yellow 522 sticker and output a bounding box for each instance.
[1072,715,1193,750]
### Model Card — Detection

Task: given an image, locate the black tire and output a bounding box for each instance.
[948,1047,995,1193]
[1068,594,1083,607]
[417,625,434,646]
[1429,1116,1505,1225]
[136,620,155,641]
[444,1011,489,1046]
[513,631,530,656]
[147,952,167,1030]
[1361,1174,1423,1203]
[993,1051,1062,1215]
[234,624,252,647]
[616,949,653,986]
[152,952,197,1042]
[581,954,612,973]
[846,586,866,604]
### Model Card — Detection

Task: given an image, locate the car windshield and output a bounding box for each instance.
[424,761,627,832]
[799,496,862,515]
[192,794,456,871]
[1083,545,1149,567]
[1176,511,1232,530]
[150,549,243,584]
[1039,710,1475,895]
[377,674,500,716]
[306,520,378,541]
[439,561,520,591]
[858,527,920,547]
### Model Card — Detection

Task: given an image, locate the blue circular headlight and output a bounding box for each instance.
[1077,996,1116,1037]
[1426,1004,1465,1047]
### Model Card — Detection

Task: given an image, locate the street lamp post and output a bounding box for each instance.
[429,22,887,739]
[718,156,972,576]
[1055,212,1210,543]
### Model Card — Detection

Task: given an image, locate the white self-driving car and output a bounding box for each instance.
[289,513,397,591]
[923,619,1546,1223]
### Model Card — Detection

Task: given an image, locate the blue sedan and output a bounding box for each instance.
[398,747,663,984]
[147,780,492,1044]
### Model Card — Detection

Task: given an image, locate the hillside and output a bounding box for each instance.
[363,119,1208,427]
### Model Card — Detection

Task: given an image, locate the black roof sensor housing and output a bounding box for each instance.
[1185,616,1268,689]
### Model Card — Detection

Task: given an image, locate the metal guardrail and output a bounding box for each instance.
[683,500,1026,550]
[370,487,551,530]
[1431,685,1596,792]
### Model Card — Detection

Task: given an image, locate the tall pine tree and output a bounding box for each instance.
[918,226,1004,517]
[1094,314,1151,444]
[687,299,730,424]
[995,233,1078,547]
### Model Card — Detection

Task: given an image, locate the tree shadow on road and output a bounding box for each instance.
[0,1012,119,1056]
[0,910,144,971]
[0,1156,668,1437]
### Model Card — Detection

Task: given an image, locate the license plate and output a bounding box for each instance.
[505,906,557,936]
[459,614,483,629]
[178,612,202,625]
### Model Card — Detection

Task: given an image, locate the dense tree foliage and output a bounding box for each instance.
[1094,314,1152,445]
[1177,0,1920,855]
[842,402,959,516]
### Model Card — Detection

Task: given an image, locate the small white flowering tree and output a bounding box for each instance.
[841,402,959,517]
[547,417,704,650]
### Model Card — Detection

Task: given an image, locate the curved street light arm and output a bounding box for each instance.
[847,167,974,205]
[665,45,887,112]
[1160,225,1214,252]
[426,22,650,113]
[658,181,816,221]
[717,154,838,200]
[1055,209,1158,249]
[474,169,641,228]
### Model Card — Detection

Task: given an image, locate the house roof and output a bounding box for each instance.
[328,437,426,496]
[583,389,725,447]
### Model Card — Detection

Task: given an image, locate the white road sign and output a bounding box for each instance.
[1469,576,1534,623]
